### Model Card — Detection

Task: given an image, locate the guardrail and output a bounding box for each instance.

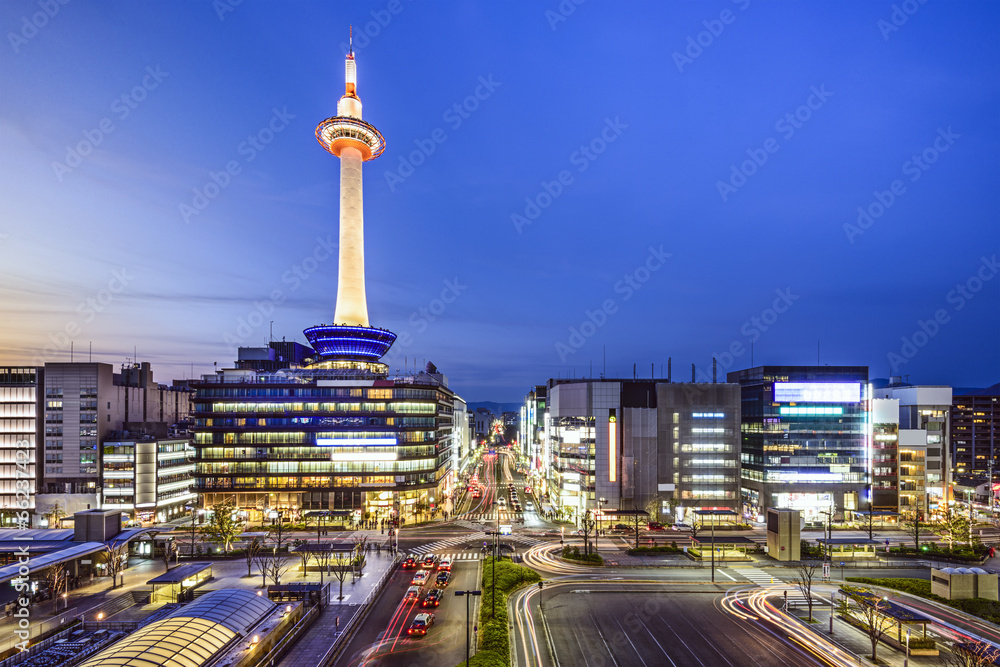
[318,553,401,667]
[256,603,321,667]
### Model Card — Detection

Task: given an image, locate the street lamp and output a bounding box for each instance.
[485,529,499,617]
[904,628,910,667]
[598,498,607,552]
[455,589,482,667]
[710,512,716,583]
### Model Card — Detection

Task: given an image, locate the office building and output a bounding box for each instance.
[870,398,899,513]
[875,380,953,517]
[36,362,191,520]
[102,435,195,523]
[951,383,1000,480]
[538,378,740,524]
[0,367,41,526]
[728,365,870,523]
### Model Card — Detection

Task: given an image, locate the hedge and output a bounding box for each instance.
[455,557,541,667]
[626,545,682,555]
[561,546,604,564]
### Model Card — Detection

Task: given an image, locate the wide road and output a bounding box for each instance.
[534,582,827,667]
[333,557,481,666]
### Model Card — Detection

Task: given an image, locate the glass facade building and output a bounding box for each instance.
[728,366,870,523]
[0,368,40,526]
[191,370,457,522]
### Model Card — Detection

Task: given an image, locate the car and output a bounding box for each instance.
[647,522,665,531]
[407,612,435,636]
[421,554,439,568]
[404,586,422,601]
[437,559,451,571]
[525,502,534,511]
[401,557,417,569]
[422,589,443,607]
[411,570,430,585]
[672,522,692,531]
[435,571,451,587]
[498,498,507,507]
[524,486,532,494]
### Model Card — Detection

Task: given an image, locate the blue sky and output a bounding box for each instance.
[0,0,997,402]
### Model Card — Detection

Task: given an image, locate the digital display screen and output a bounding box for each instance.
[774,382,860,403]
[316,437,397,446]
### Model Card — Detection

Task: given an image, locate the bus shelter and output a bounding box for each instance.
[817,537,881,559]
[690,535,755,561]
[147,562,213,603]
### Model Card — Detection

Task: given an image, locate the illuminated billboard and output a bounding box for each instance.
[774,382,860,403]
[316,437,397,447]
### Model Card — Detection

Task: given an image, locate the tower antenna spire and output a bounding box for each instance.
[349,25,353,58]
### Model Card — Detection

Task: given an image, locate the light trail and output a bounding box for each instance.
[521,542,593,574]
[723,585,864,667]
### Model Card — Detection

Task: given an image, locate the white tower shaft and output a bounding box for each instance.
[334,145,369,326]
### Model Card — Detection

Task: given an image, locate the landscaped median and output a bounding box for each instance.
[846,576,1000,625]
[560,545,604,565]
[455,557,541,667]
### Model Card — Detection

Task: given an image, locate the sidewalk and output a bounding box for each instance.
[789,599,941,666]
[277,549,398,667]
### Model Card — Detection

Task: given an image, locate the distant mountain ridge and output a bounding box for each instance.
[467,401,522,415]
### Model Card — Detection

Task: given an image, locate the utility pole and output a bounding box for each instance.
[455,590,481,667]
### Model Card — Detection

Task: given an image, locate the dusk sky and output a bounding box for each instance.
[1,1,997,402]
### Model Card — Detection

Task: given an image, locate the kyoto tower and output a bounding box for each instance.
[304,36,397,368]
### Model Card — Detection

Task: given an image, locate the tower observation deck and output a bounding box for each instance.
[305,42,396,365]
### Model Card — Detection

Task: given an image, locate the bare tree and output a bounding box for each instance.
[314,547,333,585]
[329,551,354,601]
[269,517,290,554]
[859,508,877,541]
[243,537,262,578]
[353,546,367,579]
[947,639,1000,667]
[793,563,819,621]
[902,510,925,551]
[252,548,270,588]
[839,585,895,663]
[158,539,176,573]
[580,509,596,555]
[102,542,129,589]
[351,533,369,573]
[255,548,291,587]
[41,564,68,610]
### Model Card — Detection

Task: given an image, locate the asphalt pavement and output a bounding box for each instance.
[540,583,826,667]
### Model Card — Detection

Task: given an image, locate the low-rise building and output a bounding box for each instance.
[101,434,195,524]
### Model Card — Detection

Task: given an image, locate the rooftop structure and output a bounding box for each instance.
[77,589,276,667]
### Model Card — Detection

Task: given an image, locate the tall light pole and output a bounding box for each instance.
[598,498,607,552]
[710,512,716,583]
[455,589,481,667]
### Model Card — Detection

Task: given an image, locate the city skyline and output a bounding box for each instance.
[1,1,998,402]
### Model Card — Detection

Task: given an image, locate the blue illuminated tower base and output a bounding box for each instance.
[303,324,397,363]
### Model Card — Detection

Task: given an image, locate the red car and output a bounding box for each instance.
[647,522,664,531]
[401,557,417,569]
[408,613,435,636]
